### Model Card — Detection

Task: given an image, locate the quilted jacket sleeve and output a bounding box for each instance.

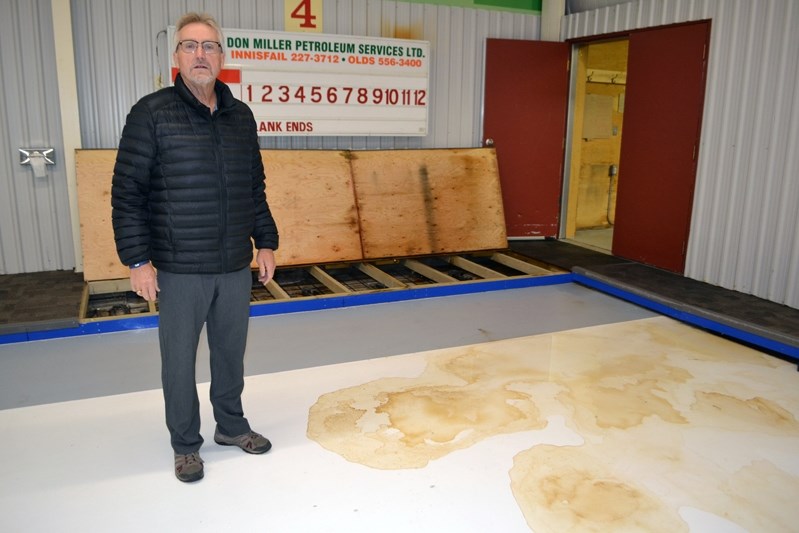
[111,100,156,267]
[247,109,279,251]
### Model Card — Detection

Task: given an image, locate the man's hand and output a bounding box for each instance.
[130,263,159,301]
[256,248,276,285]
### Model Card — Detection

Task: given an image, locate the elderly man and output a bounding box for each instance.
[111,12,278,483]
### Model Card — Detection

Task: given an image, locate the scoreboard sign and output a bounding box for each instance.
[168,26,430,137]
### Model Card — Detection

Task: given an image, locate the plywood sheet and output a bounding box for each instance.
[582,94,614,139]
[76,148,507,281]
[350,148,507,258]
[262,150,361,266]
[76,150,128,281]
[76,150,360,281]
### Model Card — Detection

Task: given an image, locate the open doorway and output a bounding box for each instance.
[563,39,629,253]
[485,22,708,272]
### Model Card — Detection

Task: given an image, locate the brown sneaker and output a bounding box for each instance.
[214,429,272,454]
[174,452,204,482]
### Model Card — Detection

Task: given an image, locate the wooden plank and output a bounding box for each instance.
[491,252,556,276]
[76,149,362,281]
[78,284,90,321]
[265,279,290,300]
[447,255,505,279]
[576,81,624,230]
[309,265,351,294]
[87,278,131,295]
[403,259,457,284]
[76,150,129,281]
[357,262,406,289]
[263,150,362,265]
[350,148,507,258]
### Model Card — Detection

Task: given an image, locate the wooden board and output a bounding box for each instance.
[76,148,507,281]
[76,150,128,281]
[263,150,361,266]
[76,150,360,281]
[350,148,507,258]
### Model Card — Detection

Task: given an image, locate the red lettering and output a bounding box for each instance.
[290,0,317,28]
[258,121,283,132]
[287,121,313,132]
[348,56,375,65]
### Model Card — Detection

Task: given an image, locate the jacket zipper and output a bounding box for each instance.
[210,108,228,272]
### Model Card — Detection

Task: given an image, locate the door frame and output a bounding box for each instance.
[560,30,632,242]
[559,21,710,274]
[559,37,628,242]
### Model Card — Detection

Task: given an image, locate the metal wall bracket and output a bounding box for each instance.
[19,148,55,165]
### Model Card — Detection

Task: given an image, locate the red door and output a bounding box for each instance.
[483,39,570,237]
[612,22,711,273]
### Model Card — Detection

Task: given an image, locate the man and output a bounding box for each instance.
[111,12,278,483]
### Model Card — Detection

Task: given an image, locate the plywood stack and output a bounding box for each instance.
[76,148,507,282]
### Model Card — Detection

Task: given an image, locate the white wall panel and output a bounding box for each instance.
[0,0,75,274]
[72,0,538,152]
[563,0,799,309]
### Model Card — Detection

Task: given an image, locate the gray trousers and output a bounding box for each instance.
[157,267,253,454]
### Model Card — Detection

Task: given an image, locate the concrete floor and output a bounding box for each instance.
[1,284,797,532]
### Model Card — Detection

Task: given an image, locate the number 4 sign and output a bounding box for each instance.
[285,0,323,33]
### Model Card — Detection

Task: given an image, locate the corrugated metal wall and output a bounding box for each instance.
[72,0,539,151]
[0,0,75,274]
[563,0,799,309]
[0,0,536,275]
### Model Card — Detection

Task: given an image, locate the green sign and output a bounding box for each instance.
[475,0,539,10]
[402,0,541,13]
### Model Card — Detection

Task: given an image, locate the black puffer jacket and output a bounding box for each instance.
[111,74,278,274]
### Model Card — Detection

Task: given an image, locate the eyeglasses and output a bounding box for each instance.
[176,40,223,55]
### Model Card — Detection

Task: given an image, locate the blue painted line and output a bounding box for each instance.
[0,332,29,345]
[572,273,799,361]
[1,314,162,344]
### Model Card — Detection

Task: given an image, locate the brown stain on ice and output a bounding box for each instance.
[306,317,799,532]
[691,392,799,433]
[307,343,551,469]
[512,445,687,532]
[376,385,534,447]
[559,354,692,430]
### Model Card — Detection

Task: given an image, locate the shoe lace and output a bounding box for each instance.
[177,452,203,467]
[240,432,258,449]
